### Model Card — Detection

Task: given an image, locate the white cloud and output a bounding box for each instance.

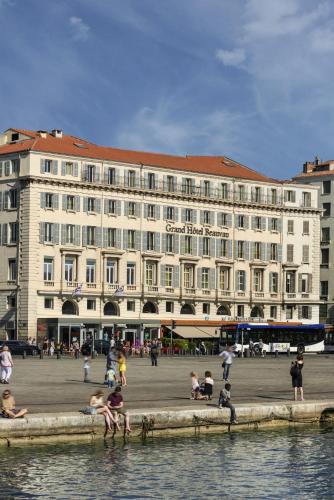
[69,16,90,42]
[216,48,246,67]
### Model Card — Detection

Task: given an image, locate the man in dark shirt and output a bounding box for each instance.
[107,386,131,432]
[150,340,158,366]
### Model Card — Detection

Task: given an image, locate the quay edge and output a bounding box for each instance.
[1,401,334,447]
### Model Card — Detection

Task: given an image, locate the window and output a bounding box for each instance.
[237,241,245,259]
[86,259,96,283]
[220,213,228,226]
[107,228,116,247]
[67,195,75,211]
[286,271,295,293]
[128,230,135,250]
[44,298,54,309]
[203,303,210,314]
[185,209,192,223]
[44,223,53,243]
[65,225,75,244]
[165,266,173,287]
[286,306,294,320]
[270,306,277,319]
[128,202,136,216]
[147,205,155,218]
[201,268,209,289]
[184,264,194,288]
[166,301,174,313]
[203,237,210,256]
[287,244,294,263]
[270,272,278,293]
[237,305,244,318]
[321,248,329,265]
[148,173,156,189]
[145,262,157,286]
[107,168,115,185]
[237,185,245,201]
[87,165,95,182]
[106,258,116,284]
[237,270,246,291]
[44,160,52,174]
[185,235,192,254]
[221,183,228,199]
[270,243,278,261]
[166,176,175,192]
[253,186,261,203]
[255,217,261,230]
[237,215,245,228]
[87,198,95,212]
[127,263,136,285]
[203,181,210,196]
[203,211,210,224]
[270,189,277,204]
[43,257,53,281]
[6,296,16,309]
[254,242,261,260]
[322,227,330,243]
[302,192,311,207]
[65,162,74,176]
[147,232,155,251]
[300,273,309,294]
[219,239,228,258]
[127,300,135,311]
[166,234,174,253]
[166,207,174,220]
[107,200,116,215]
[8,190,17,209]
[285,190,296,202]
[270,218,278,231]
[323,181,331,194]
[8,259,17,281]
[287,220,294,234]
[302,245,309,263]
[253,269,263,292]
[9,222,17,244]
[87,299,96,311]
[128,170,136,187]
[219,267,229,290]
[64,257,74,282]
[87,226,96,246]
[303,221,310,235]
[301,306,310,319]
[321,281,328,297]
[184,178,193,195]
[323,203,331,216]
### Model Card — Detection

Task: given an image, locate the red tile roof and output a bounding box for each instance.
[0,128,274,182]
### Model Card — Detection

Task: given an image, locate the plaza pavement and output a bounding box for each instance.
[4,353,334,413]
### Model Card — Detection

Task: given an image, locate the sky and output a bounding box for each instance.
[1,0,334,179]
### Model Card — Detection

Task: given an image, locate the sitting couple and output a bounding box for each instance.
[84,386,131,435]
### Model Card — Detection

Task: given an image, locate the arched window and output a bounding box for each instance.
[217,304,231,316]
[143,302,158,314]
[62,301,77,315]
[250,306,264,318]
[104,302,119,316]
[180,303,195,315]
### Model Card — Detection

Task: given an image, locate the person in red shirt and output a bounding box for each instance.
[107,386,131,433]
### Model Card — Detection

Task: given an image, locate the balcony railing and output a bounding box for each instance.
[184,288,196,295]
[44,281,54,286]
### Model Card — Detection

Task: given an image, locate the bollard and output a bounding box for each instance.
[56,351,61,360]
[40,350,43,359]
[287,348,290,357]
[275,350,279,358]
[22,350,26,359]
[92,350,97,359]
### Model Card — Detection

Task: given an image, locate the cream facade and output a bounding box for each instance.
[0,128,321,344]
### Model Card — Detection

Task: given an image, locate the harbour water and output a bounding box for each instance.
[0,426,333,499]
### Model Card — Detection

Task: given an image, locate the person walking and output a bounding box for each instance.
[290,354,304,401]
[150,340,158,366]
[218,383,238,424]
[0,346,14,384]
[219,346,235,381]
[83,356,91,383]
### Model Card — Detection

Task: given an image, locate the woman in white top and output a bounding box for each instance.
[0,346,14,384]
[84,390,120,432]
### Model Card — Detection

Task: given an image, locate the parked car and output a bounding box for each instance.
[0,341,40,356]
[81,339,110,356]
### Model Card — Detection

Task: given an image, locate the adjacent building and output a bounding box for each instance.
[0,128,321,344]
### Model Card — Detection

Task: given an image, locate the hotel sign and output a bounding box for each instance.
[165,223,229,238]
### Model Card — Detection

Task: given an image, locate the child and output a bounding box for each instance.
[118,353,127,386]
[218,383,238,424]
[190,371,205,400]
[201,371,214,400]
[83,356,90,383]
[1,390,28,418]
[106,366,116,389]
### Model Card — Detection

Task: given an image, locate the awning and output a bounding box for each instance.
[170,326,220,339]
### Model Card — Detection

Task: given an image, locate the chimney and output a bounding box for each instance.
[314,155,321,166]
[303,161,315,173]
[37,130,48,138]
[51,129,63,139]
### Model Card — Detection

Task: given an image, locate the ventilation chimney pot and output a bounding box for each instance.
[37,130,48,138]
[51,129,63,138]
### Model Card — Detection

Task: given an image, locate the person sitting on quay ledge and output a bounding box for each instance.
[218,383,238,424]
[1,390,28,419]
[107,386,131,433]
[83,390,120,433]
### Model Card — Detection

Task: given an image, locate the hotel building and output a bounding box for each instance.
[0,128,321,344]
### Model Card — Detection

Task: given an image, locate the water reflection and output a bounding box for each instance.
[0,427,333,498]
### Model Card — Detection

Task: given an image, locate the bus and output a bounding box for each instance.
[220,322,325,354]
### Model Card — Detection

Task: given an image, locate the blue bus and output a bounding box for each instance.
[220,322,325,354]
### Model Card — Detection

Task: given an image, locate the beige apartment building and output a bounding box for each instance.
[0,128,321,344]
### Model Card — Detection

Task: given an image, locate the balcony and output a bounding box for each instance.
[237,292,245,297]
[218,290,231,297]
[44,281,54,287]
[147,286,159,293]
[254,292,264,298]
[65,281,79,288]
[87,283,96,289]
[184,288,196,295]
[201,289,211,296]
[165,287,175,294]
[287,293,296,298]
[126,285,137,291]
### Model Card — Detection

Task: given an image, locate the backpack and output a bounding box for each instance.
[290,364,299,377]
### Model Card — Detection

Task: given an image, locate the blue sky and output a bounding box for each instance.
[1,0,334,178]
